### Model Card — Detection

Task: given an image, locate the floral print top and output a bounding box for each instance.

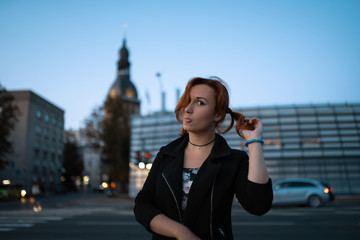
[182,167,200,211]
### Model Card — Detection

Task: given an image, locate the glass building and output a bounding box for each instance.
[129,103,360,198]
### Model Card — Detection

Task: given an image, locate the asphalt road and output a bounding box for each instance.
[0,192,359,240]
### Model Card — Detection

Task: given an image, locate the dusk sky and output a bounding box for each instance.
[1,0,359,130]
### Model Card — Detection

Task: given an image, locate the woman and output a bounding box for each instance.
[134,77,273,240]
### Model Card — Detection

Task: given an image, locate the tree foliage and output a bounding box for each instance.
[103,95,130,191]
[80,95,131,193]
[81,105,104,149]
[0,84,19,170]
[63,130,84,191]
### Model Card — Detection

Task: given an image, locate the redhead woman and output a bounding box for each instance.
[134,77,273,240]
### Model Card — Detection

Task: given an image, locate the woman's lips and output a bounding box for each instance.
[184,118,192,123]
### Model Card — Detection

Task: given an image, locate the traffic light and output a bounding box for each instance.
[135,151,141,162]
[135,151,152,170]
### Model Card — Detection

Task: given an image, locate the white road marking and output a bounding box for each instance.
[0,227,15,232]
[77,221,138,226]
[232,221,295,226]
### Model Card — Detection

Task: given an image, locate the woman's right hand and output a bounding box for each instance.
[176,226,201,240]
[150,214,201,240]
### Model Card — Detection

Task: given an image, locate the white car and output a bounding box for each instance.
[272,178,331,208]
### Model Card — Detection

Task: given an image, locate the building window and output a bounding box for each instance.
[282,131,300,137]
[33,166,39,175]
[43,151,48,161]
[37,110,42,120]
[44,114,49,122]
[34,141,40,149]
[280,117,297,124]
[34,149,40,160]
[278,108,296,116]
[36,126,42,136]
[299,124,317,130]
[44,129,49,139]
[316,107,334,114]
[319,123,337,129]
[317,116,336,122]
[259,109,278,117]
[297,107,316,115]
[52,117,57,126]
[334,106,353,114]
[299,116,316,123]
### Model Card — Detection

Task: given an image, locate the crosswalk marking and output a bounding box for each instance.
[232,221,295,226]
[0,206,118,232]
[0,223,35,227]
[0,228,14,232]
[77,221,138,226]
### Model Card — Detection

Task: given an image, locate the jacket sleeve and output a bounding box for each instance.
[133,149,164,233]
[234,151,273,216]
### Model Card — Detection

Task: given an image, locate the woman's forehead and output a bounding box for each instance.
[189,84,216,98]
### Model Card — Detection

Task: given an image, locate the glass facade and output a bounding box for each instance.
[129,103,360,198]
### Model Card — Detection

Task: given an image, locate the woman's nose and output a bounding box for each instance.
[185,102,193,113]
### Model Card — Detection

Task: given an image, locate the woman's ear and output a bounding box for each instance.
[214,113,222,123]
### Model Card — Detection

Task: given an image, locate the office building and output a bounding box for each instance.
[129,103,360,198]
[1,90,64,192]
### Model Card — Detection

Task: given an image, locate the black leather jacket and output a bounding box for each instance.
[134,134,273,240]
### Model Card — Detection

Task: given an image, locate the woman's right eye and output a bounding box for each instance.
[197,101,205,106]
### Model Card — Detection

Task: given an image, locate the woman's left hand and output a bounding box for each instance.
[242,118,263,141]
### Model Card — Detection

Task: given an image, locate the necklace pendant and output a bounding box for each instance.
[198,146,200,150]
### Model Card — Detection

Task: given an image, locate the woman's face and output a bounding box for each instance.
[182,84,221,134]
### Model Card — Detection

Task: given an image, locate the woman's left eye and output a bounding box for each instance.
[197,101,205,106]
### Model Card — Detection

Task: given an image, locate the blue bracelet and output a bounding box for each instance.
[245,139,264,147]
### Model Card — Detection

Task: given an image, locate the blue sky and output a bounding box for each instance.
[1,0,359,130]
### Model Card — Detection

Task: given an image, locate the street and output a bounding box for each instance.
[0,192,359,240]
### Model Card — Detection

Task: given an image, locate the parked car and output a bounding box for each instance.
[0,183,27,201]
[272,178,331,208]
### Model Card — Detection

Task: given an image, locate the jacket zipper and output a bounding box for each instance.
[162,172,183,223]
[218,228,225,238]
[210,163,221,240]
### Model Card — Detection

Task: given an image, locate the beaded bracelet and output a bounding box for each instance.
[245,139,264,147]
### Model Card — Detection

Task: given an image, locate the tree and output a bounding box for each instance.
[0,84,19,170]
[103,94,130,193]
[80,105,104,149]
[63,130,84,191]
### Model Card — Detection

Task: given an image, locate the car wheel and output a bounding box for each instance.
[307,195,322,208]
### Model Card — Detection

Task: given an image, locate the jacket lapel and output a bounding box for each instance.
[183,134,232,225]
[161,135,188,213]
[162,153,183,210]
[160,134,232,226]
[184,159,220,225]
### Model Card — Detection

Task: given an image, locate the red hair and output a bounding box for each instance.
[175,76,254,138]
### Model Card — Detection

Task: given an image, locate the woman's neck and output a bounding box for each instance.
[188,132,216,147]
[184,132,215,168]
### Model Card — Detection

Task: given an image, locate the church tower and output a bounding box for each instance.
[102,38,140,192]
[108,38,140,115]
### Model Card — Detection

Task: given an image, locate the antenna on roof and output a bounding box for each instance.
[156,72,166,113]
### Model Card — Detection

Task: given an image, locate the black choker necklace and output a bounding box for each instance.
[189,138,215,149]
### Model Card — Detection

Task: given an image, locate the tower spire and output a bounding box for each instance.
[123,23,128,39]
[117,39,130,73]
